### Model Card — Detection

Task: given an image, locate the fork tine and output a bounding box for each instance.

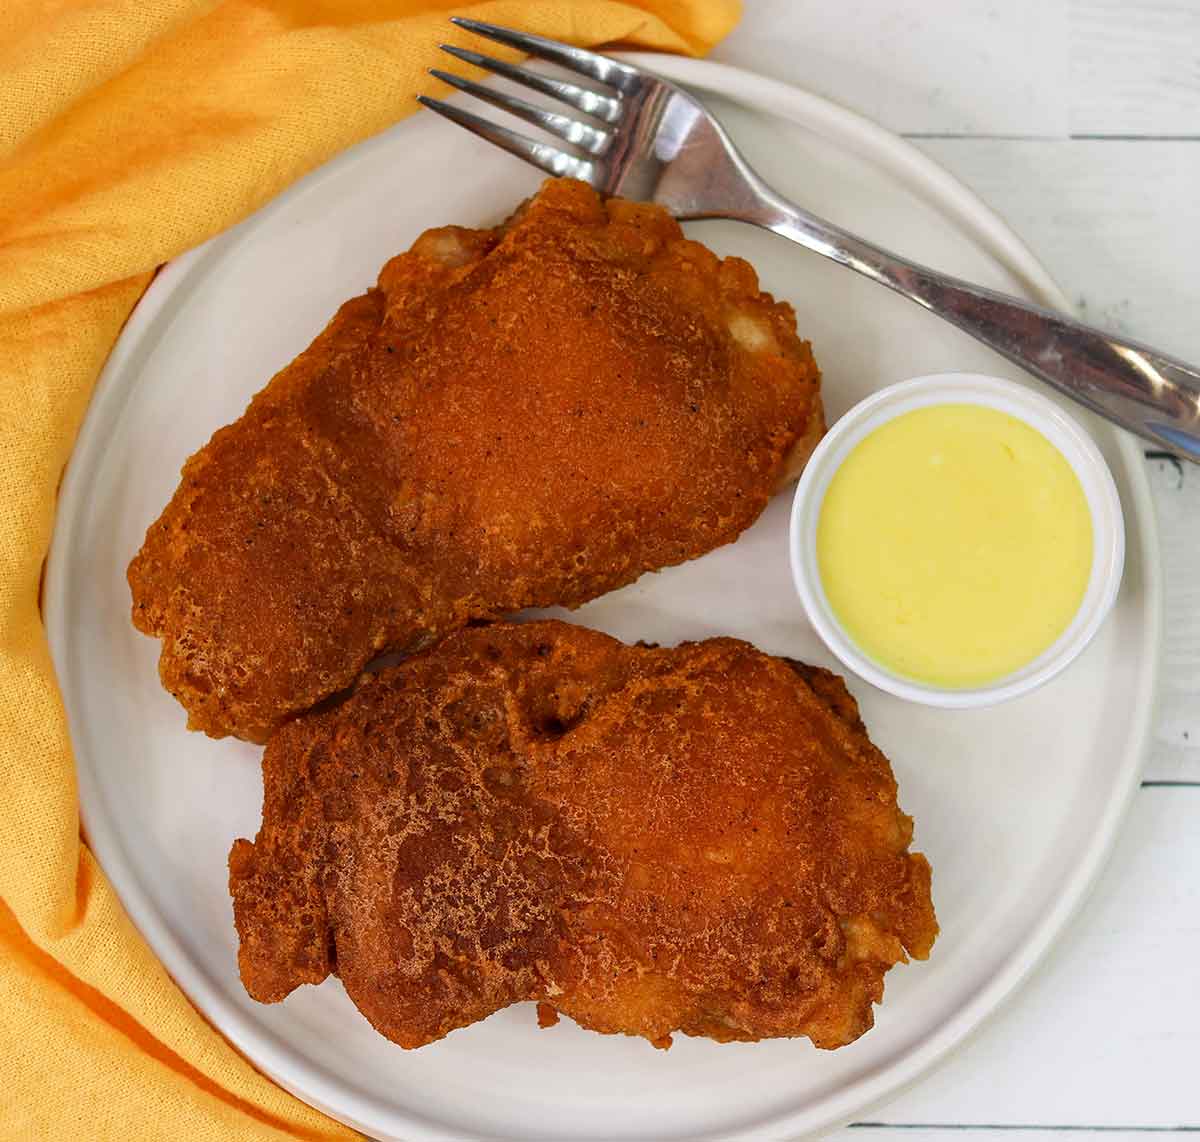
[449,17,640,93]
[428,69,611,155]
[438,44,622,124]
[416,96,602,184]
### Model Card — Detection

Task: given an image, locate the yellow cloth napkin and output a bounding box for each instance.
[0,2,739,1136]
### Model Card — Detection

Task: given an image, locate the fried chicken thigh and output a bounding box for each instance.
[229,621,936,1051]
[128,179,822,743]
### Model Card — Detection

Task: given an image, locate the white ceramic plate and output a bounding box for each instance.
[45,57,1160,1141]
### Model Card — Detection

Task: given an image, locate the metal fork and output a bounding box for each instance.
[419,18,1200,461]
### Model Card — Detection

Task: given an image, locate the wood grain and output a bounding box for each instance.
[1069,0,1200,137]
[714,0,1070,136]
[1144,454,1200,783]
[717,0,1200,140]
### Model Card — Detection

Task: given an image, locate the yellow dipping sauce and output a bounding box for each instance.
[817,404,1093,688]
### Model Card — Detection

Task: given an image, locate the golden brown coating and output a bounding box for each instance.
[128,179,823,743]
[229,621,936,1052]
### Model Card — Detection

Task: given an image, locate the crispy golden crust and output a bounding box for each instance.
[229,621,935,1051]
[128,179,823,742]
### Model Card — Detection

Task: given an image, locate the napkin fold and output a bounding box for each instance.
[0,2,739,1136]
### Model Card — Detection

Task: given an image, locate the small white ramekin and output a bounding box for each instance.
[789,373,1125,708]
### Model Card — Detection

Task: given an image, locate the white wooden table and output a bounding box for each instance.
[712,2,1200,1137]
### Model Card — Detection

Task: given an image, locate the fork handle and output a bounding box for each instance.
[746,189,1200,460]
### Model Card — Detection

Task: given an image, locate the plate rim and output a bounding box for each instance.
[44,54,1162,1141]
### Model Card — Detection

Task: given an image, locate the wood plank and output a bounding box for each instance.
[722,0,1200,138]
[1069,0,1200,137]
[1143,453,1200,784]
[714,0,1069,136]
[830,788,1200,1132]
